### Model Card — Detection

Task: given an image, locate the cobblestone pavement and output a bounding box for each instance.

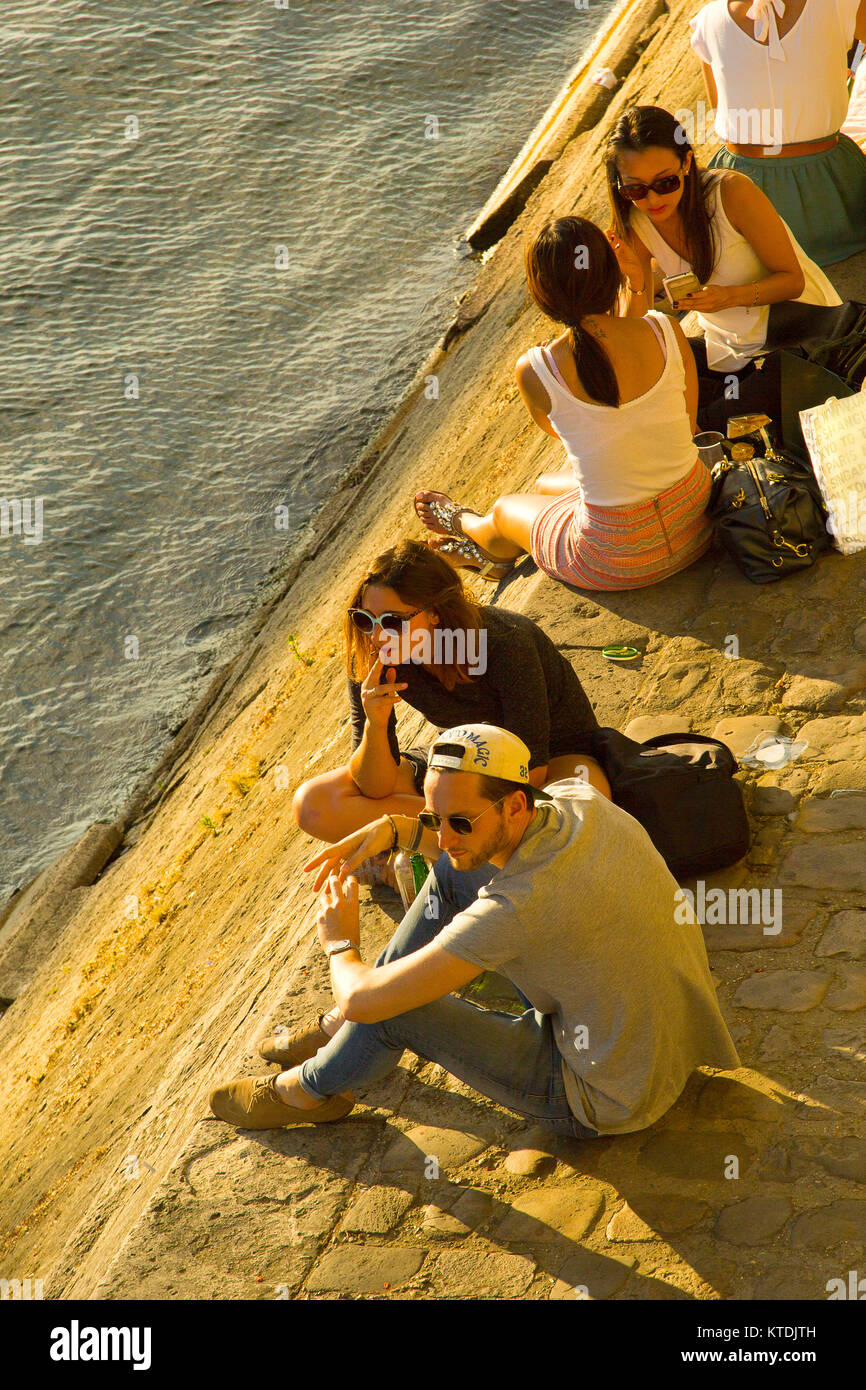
[2,0,864,1301]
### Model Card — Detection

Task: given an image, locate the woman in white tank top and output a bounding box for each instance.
[413,217,713,593]
[605,105,840,430]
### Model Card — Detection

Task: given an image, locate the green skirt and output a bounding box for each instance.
[709,134,866,268]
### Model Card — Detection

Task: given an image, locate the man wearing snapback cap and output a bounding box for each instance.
[210,722,739,1137]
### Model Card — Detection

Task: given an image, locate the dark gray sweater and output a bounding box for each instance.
[348,606,597,770]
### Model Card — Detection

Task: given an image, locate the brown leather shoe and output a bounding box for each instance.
[257,1015,332,1067]
[209,1074,354,1129]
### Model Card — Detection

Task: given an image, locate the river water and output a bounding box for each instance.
[0,0,615,901]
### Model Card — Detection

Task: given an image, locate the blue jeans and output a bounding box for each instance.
[299,853,598,1140]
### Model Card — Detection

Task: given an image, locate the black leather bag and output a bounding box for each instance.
[708,437,830,584]
[587,729,750,879]
[766,300,866,391]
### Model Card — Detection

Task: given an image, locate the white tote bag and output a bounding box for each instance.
[799,392,866,555]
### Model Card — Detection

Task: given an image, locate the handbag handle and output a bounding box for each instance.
[640,732,739,773]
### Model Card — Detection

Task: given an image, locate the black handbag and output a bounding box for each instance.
[587,729,750,879]
[766,300,866,391]
[708,431,830,584]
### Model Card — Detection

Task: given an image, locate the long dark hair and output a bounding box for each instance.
[524,216,623,407]
[605,106,717,286]
[344,539,483,689]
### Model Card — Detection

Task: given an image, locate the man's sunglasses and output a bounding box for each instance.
[419,795,508,837]
[617,172,683,203]
[349,606,423,635]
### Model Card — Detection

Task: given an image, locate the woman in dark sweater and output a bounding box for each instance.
[292,540,609,845]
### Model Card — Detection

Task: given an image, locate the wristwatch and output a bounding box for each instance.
[325,939,358,960]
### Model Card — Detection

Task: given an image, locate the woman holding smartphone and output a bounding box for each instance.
[292,539,608,851]
[414,214,714,592]
[605,105,841,426]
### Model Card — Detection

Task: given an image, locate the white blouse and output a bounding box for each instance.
[690,0,861,146]
[630,171,841,371]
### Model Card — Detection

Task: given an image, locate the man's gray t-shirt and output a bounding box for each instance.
[435,783,740,1135]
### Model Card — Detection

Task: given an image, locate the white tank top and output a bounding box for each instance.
[525,311,699,509]
[690,0,860,145]
[630,171,841,371]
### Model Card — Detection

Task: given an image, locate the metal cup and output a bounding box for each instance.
[693,430,726,467]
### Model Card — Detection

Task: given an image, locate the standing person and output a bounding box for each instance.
[292,539,608,853]
[414,216,714,592]
[605,105,841,427]
[210,725,740,1135]
[689,0,866,266]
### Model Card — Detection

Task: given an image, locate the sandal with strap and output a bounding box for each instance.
[421,495,479,538]
[432,535,516,583]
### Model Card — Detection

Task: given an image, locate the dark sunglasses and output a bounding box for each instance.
[349,606,423,635]
[617,171,683,203]
[419,795,508,837]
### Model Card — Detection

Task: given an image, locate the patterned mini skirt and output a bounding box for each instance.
[529,457,713,592]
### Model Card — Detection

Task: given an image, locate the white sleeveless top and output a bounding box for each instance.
[690,0,860,145]
[525,311,698,509]
[630,171,841,371]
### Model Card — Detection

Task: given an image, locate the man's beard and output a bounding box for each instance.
[445,814,508,872]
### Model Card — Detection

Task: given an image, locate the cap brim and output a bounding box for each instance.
[531,786,554,801]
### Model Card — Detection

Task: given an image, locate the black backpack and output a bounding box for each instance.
[587,729,750,879]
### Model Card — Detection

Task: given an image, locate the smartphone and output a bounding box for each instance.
[663,271,702,308]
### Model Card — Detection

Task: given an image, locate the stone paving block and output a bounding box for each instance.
[796,1083,866,1121]
[796,795,866,832]
[495,1185,604,1245]
[757,1143,813,1184]
[504,1147,556,1177]
[695,1076,788,1122]
[795,716,866,758]
[548,1249,636,1300]
[733,969,831,1012]
[306,1245,426,1294]
[379,1124,490,1175]
[821,1025,866,1062]
[429,1249,535,1299]
[714,1196,792,1246]
[812,761,866,794]
[816,910,866,961]
[825,969,866,1011]
[789,1200,866,1248]
[750,1267,827,1301]
[623,716,692,742]
[503,1126,559,1176]
[638,1131,753,1181]
[604,1195,708,1243]
[779,844,866,893]
[751,782,796,816]
[626,1194,709,1234]
[700,912,805,950]
[711,715,782,758]
[422,1187,493,1238]
[340,1186,414,1235]
[781,676,847,713]
[805,1137,866,1184]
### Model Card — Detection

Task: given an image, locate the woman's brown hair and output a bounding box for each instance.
[344,539,483,690]
[605,105,717,286]
[524,215,623,407]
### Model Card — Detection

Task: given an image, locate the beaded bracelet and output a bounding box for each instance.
[384,813,399,852]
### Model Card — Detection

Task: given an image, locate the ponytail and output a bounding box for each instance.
[568,322,620,409]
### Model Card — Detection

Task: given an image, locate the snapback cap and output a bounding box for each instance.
[428,724,552,800]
